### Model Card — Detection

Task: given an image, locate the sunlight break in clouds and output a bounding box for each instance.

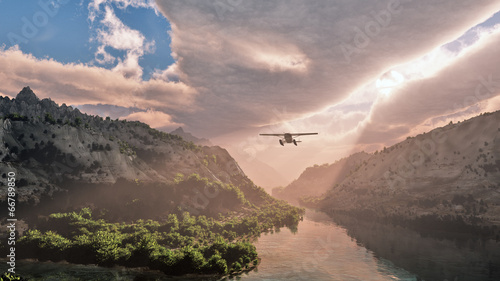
[361,24,500,145]
[2,0,500,185]
[156,0,500,137]
[154,0,500,182]
[375,71,405,97]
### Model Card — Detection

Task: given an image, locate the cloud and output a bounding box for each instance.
[151,0,500,181]
[0,46,197,112]
[88,0,158,22]
[3,0,500,182]
[156,0,500,136]
[76,104,138,120]
[152,62,180,82]
[91,5,156,79]
[121,109,183,129]
[94,45,116,65]
[360,25,500,144]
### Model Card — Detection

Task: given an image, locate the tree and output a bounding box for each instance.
[74,117,82,127]
[204,254,227,274]
[45,113,56,125]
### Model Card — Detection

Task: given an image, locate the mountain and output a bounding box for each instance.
[169,127,287,191]
[170,126,212,146]
[292,111,500,232]
[273,151,371,204]
[0,87,305,277]
[0,87,291,219]
[233,156,289,193]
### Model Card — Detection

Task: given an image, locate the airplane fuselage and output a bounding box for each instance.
[259,132,317,146]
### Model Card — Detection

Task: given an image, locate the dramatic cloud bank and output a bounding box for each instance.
[156,0,500,136]
[0,47,196,112]
[361,25,500,144]
[1,0,500,184]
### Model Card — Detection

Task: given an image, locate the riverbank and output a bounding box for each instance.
[3,209,418,281]
[0,201,303,279]
[319,207,500,240]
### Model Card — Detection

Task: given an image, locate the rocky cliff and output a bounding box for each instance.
[291,111,500,230]
[0,87,257,209]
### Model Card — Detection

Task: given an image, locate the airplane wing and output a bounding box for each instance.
[291,133,318,136]
[259,134,285,136]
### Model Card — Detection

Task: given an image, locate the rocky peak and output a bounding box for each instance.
[171,127,184,134]
[15,86,39,105]
[170,126,212,146]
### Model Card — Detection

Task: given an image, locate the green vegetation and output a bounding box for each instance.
[15,198,302,276]
[147,129,201,152]
[2,113,28,121]
[0,273,28,281]
[117,140,136,156]
[44,113,56,125]
[4,174,304,277]
[74,117,82,126]
[17,208,258,275]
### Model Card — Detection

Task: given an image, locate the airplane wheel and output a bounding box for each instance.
[293,139,297,146]
[279,140,284,146]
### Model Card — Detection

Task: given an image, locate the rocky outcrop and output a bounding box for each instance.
[0,87,250,204]
[170,127,212,146]
[294,111,500,228]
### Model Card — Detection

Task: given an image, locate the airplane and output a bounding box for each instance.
[259,132,318,146]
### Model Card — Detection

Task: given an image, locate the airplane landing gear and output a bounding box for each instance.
[293,139,297,146]
[279,139,284,146]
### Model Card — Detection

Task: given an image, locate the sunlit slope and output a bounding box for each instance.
[299,111,500,229]
[273,151,371,204]
[0,87,280,217]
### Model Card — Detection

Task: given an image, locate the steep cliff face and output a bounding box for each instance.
[293,111,500,228]
[0,87,250,206]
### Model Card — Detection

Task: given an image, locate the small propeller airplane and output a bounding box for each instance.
[259,132,318,146]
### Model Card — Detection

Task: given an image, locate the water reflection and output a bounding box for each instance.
[7,210,490,280]
[329,214,500,281]
[240,210,416,280]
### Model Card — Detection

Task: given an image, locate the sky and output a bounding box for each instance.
[1,0,500,187]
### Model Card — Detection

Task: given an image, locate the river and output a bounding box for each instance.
[3,209,500,280]
[240,210,416,281]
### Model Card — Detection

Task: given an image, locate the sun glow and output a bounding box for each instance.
[375,71,405,96]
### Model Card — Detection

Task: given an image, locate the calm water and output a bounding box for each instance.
[239,210,416,281]
[3,210,499,280]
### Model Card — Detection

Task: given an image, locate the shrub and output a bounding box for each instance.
[45,113,56,125]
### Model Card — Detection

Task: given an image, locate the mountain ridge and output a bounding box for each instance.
[170,126,213,146]
[281,110,500,231]
[0,87,254,208]
[273,151,371,203]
